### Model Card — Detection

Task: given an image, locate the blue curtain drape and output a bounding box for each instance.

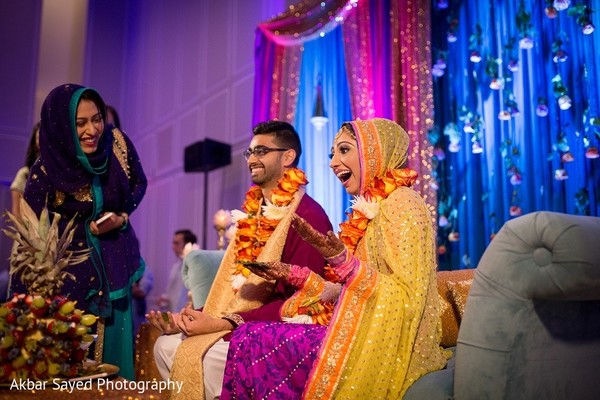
[295,26,353,230]
[431,0,600,269]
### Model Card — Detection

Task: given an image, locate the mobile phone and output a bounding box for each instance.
[161,312,170,322]
[95,212,114,225]
[240,261,266,269]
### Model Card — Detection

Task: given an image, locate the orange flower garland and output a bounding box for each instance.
[324,168,418,282]
[233,168,307,281]
[339,168,417,253]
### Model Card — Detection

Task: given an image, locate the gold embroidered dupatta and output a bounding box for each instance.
[170,189,306,400]
[304,119,448,399]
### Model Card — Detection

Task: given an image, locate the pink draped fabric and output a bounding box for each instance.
[257,0,351,46]
[342,0,436,219]
[269,45,303,123]
[341,1,376,120]
[395,0,436,219]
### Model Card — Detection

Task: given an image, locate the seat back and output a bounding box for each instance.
[454,211,600,400]
[182,249,225,308]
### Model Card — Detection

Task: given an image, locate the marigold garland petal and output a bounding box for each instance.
[232,168,307,287]
[335,168,417,271]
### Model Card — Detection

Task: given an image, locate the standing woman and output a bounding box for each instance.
[13,83,147,380]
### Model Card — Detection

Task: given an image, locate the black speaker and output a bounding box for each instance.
[184,139,231,172]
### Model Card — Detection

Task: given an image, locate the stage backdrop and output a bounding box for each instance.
[253,0,599,269]
[252,0,436,232]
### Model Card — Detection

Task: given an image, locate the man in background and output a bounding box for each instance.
[158,229,198,311]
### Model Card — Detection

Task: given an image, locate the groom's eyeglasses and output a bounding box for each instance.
[243,146,289,160]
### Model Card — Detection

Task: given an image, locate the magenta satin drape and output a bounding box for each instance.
[342,0,436,217]
[253,0,436,218]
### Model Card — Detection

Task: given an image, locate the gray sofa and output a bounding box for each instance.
[405,211,600,399]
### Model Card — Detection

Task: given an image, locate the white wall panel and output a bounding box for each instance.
[233,1,266,75]
[205,1,232,92]
[178,109,203,149]
[155,125,177,175]
[204,91,231,143]
[232,75,255,141]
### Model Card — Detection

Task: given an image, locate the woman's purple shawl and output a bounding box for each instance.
[16,84,147,317]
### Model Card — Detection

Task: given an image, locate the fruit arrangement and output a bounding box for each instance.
[0,294,98,381]
[1,199,96,382]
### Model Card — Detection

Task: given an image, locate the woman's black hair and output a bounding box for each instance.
[106,105,122,129]
[175,229,198,244]
[79,89,107,122]
[25,121,40,168]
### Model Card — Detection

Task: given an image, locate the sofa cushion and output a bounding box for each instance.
[182,249,224,308]
[403,347,456,400]
[447,278,473,321]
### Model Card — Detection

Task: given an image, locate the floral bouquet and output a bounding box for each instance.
[0,199,98,381]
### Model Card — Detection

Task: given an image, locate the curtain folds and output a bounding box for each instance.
[252,0,599,270]
[295,27,353,229]
[390,0,437,213]
[253,0,437,231]
[341,0,377,120]
[257,0,351,46]
[252,0,350,125]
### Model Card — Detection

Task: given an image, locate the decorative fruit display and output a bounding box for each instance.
[1,199,95,382]
[0,294,98,381]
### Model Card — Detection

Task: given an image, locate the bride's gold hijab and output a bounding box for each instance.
[339,118,410,194]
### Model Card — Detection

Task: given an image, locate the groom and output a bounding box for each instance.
[146,120,332,399]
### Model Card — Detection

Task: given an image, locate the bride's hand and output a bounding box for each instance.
[291,214,345,259]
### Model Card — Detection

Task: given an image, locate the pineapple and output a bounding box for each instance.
[0,198,98,381]
[2,198,90,297]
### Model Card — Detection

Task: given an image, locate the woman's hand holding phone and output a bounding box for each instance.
[90,212,125,235]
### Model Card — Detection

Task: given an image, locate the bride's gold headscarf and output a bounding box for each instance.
[340,118,410,194]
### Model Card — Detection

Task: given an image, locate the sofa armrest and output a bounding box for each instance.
[477,211,600,301]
